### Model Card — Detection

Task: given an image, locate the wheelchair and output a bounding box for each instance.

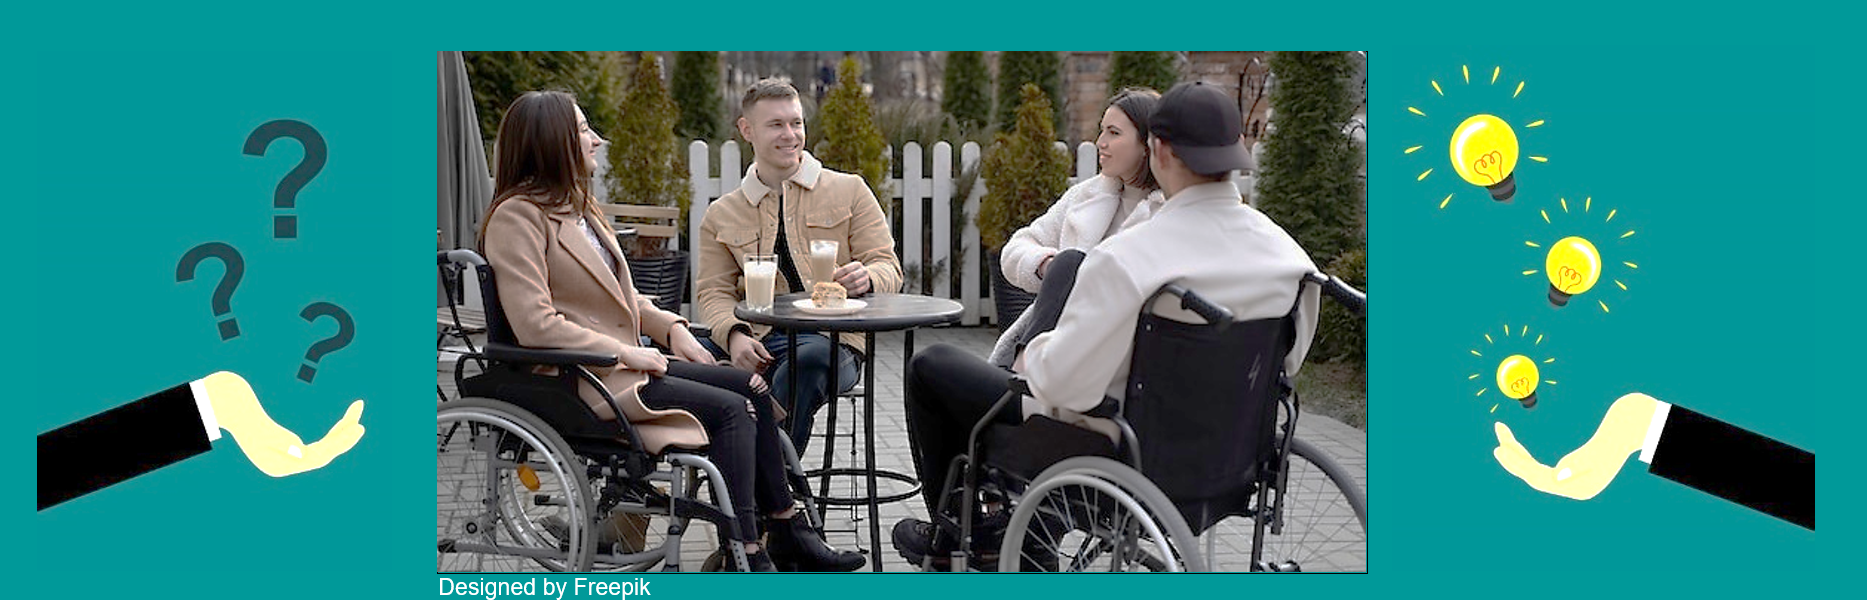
[930,273,1368,572]
[435,250,825,572]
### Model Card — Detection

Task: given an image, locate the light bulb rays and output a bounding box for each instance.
[1407,64,1547,210]
[1523,198,1641,312]
[1469,325,1558,410]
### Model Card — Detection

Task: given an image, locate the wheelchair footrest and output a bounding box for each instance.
[672,497,738,539]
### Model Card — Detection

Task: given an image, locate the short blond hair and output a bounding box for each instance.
[740,79,800,116]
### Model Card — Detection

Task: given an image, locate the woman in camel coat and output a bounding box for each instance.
[478,91,859,572]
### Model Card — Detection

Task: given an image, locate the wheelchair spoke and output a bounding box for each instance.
[1001,465,1190,572]
[1227,438,1366,572]
[439,400,595,572]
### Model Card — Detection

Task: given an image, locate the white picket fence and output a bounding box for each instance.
[682,140,1103,326]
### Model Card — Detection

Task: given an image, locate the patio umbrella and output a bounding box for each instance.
[437,51,492,305]
[438,51,492,259]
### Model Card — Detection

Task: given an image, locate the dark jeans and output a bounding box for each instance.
[703,332,862,454]
[905,344,1020,515]
[907,248,1087,516]
[637,360,790,539]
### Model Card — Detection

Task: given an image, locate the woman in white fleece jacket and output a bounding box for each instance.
[990,88,1164,367]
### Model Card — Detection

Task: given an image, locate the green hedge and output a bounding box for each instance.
[1312,246,1367,363]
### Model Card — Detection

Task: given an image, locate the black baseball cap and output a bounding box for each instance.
[1148,81,1254,175]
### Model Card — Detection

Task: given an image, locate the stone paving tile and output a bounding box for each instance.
[439,325,1366,572]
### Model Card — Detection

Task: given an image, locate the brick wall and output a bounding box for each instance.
[1056,52,1281,145]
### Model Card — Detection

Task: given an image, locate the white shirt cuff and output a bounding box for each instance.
[189,379,222,443]
[1637,400,1670,463]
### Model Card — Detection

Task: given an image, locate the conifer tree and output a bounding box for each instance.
[941,51,992,131]
[671,51,723,141]
[815,56,892,214]
[978,84,1070,251]
[1108,51,1179,96]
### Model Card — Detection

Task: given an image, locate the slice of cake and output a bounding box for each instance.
[811,281,848,308]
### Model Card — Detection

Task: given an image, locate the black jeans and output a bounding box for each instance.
[698,333,862,455]
[637,361,791,539]
[904,344,1019,515]
[905,250,1088,514]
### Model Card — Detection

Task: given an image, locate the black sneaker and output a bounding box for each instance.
[891,518,960,569]
[893,513,1029,571]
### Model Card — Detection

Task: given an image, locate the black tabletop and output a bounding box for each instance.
[736,292,964,332]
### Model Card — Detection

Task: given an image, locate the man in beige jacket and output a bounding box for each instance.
[695,80,903,453]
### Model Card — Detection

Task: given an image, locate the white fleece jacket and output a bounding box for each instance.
[991,174,1164,366]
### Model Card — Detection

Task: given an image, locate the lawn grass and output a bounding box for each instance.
[1295,360,1366,430]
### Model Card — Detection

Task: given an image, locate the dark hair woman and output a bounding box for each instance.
[988,87,1165,367]
[479,91,861,572]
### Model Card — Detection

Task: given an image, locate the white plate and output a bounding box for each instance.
[792,298,867,316]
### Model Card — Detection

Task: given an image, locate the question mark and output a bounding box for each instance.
[298,302,355,383]
[243,120,327,239]
[176,242,246,340]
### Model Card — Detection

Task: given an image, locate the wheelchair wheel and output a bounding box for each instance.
[1250,436,1366,572]
[998,457,1204,572]
[438,397,596,572]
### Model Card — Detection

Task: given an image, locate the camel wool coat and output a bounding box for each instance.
[482,196,707,453]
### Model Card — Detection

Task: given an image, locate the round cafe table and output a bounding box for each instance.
[736,292,963,571]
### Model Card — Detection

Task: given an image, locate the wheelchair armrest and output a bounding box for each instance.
[482,342,620,367]
[686,322,712,340]
[966,379,1031,462]
[439,248,487,268]
[1006,376,1031,397]
[1007,377,1118,418]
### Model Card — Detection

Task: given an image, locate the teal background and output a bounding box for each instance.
[13,51,434,594]
[1374,45,1863,597]
[4,5,1863,599]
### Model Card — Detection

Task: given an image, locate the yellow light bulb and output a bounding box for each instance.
[1449,114,1520,202]
[1544,236,1602,307]
[1496,354,1540,409]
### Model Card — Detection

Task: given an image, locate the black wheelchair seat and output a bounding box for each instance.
[982,415,1118,483]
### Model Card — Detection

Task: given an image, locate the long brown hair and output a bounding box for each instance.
[1108,87,1162,191]
[477,90,595,250]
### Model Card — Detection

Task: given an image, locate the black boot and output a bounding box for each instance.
[766,515,865,572]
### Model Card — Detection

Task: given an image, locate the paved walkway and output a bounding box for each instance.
[439,325,1365,572]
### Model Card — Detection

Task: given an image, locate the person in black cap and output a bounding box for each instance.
[891,81,1320,569]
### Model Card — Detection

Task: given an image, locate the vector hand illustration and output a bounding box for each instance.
[201,371,366,477]
[38,371,366,510]
[1493,392,1657,500]
[1491,391,1815,529]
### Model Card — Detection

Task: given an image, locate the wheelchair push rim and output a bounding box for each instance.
[998,457,1204,572]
